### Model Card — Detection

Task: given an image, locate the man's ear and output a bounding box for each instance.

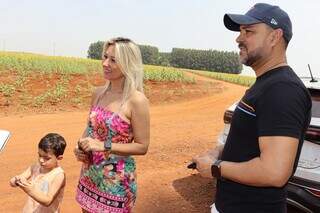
[57,155,63,160]
[270,29,283,46]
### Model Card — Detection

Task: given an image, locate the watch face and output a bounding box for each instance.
[211,165,217,177]
[211,161,222,178]
[104,139,111,150]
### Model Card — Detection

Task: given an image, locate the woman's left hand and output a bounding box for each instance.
[78,137,104,152]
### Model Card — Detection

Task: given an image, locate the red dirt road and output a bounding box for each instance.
[0,75,247,212]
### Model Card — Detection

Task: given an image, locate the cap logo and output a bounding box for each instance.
[270,18,278,25]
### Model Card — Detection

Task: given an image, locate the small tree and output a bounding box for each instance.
[138,45,159,65]
[156,52,171,66]
[87,41,104,60]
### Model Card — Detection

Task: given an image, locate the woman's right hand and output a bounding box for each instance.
[73,146,90,163]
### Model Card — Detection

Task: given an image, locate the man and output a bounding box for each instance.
[192,3,311,213]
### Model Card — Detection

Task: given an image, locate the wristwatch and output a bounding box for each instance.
[211,159,223,178]
[104,138,112,151]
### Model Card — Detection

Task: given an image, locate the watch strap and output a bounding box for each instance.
[104,138,112,151]
[211,159,223,178]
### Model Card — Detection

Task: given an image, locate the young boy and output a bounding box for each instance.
[10,133,67,213]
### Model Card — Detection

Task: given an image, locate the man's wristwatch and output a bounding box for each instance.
[104,139,112,151]
[211,159,223,178]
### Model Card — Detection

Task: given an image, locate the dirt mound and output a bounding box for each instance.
[0,72,223,116]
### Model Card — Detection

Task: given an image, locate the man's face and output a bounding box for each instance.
[236,23,274,66]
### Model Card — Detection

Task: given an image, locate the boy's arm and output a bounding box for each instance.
[9,165,33,187]
[18,172,65,206]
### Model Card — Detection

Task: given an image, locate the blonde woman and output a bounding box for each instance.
[74,37,150,213]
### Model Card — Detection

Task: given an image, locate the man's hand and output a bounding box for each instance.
[192,152,217,178]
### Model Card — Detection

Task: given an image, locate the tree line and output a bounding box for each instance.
[87,41,242,74]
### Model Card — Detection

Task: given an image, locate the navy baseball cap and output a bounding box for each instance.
[224,3,292,43]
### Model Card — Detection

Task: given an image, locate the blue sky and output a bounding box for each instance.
[1,0,319,77]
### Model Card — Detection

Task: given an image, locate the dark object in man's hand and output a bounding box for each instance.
[187,162,197,169]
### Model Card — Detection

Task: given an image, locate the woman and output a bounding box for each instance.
[74,37,150,213]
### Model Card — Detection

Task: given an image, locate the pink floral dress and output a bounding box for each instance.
[76,106,136,213]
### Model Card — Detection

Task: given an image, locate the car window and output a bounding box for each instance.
[312,100,320,118]
[310,89,320,118]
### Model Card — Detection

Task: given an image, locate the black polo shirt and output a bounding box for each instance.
[215,66,311,213]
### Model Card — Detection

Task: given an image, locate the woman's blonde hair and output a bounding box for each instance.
[103,37,144,105]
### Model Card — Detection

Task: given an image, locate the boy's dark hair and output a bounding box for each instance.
[38,133,67,157]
